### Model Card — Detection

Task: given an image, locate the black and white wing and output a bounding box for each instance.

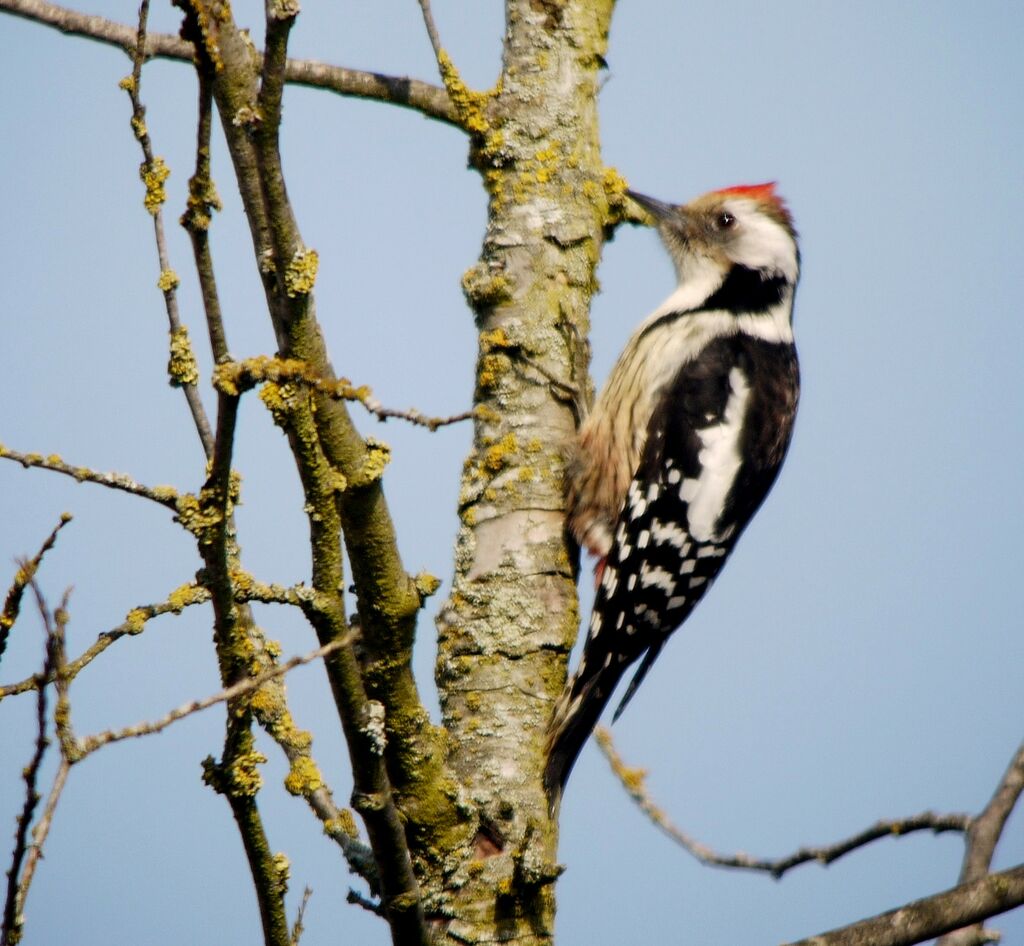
[544,333,799,801]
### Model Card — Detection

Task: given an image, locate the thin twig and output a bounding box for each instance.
[15,759,70,931]
[595,727,969,878]
[1,585,59,946]
[0,445,179,508]
[74,638,348,759]
[0,0,459,126]
[361,397,475,431]
[417,0,444,61]
[123,0,214,458]
[289,886,312,946]
[0,513,71,667]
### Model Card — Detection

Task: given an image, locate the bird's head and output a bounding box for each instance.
[628,183,799,287]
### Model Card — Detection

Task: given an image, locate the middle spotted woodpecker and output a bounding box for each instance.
[544,183,801,806]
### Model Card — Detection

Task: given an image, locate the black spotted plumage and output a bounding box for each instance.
[544,333,799,803]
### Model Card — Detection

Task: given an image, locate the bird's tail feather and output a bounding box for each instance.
[543,661,628,812]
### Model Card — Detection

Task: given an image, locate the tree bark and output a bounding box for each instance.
[430,1,618,941]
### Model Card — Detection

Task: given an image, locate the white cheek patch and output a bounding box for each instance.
[684,366,750,542]
[725,199,799,284]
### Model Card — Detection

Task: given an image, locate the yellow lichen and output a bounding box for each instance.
[248,687,281,720]
[330,468,348,493]
[140,156,170,214]
[130,115,147,141]
[284,756,324,797]
[477,353,509,391]
[483,432,518,473]
[123,608,149,634]
[474,404,501,425]
[228,749,267,796]
[437,49,488,135]
[602,165,631,221]
[414,572,442,600]
[272,852,290,896]
[157,269,180,292]
[284,248,319,298]
[167,325,199,387]
[480,327,514,350]
[151,485,179,503]
[181,171,222,232]
[462,267,512,307]
[349,437,391,488]
[264,638,282,659]
[324,809,359,839]
[174,492,222,545]
[232,104,262,127]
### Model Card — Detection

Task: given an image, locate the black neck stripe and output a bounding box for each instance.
[637,265,790,344]
[702,264,788,315]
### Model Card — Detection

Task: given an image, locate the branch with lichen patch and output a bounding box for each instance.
[214,356,475,431]
[595,727,970,878]
[122,3,213,456]
[0,581,210,702]
[0,443,179,507]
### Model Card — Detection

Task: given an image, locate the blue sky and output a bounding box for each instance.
[1,2,1022,944]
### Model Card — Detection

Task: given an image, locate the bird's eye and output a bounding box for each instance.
[717,211,736,230]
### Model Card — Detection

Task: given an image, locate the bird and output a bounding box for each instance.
[544,182,801,808]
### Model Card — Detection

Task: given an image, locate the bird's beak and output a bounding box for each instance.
[626,190,682,224]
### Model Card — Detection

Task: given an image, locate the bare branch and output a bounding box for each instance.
[937,739,1024,946]
[0,513,71,668]
[0,0,458,125]
[0,444,179,508]
[783,863,1024,946]
[74,639,348,759]
[595,727,969,878]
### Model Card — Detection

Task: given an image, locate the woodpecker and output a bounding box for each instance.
[544,183,801,806]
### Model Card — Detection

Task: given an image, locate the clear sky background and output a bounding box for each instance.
[1,2,1022,944]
